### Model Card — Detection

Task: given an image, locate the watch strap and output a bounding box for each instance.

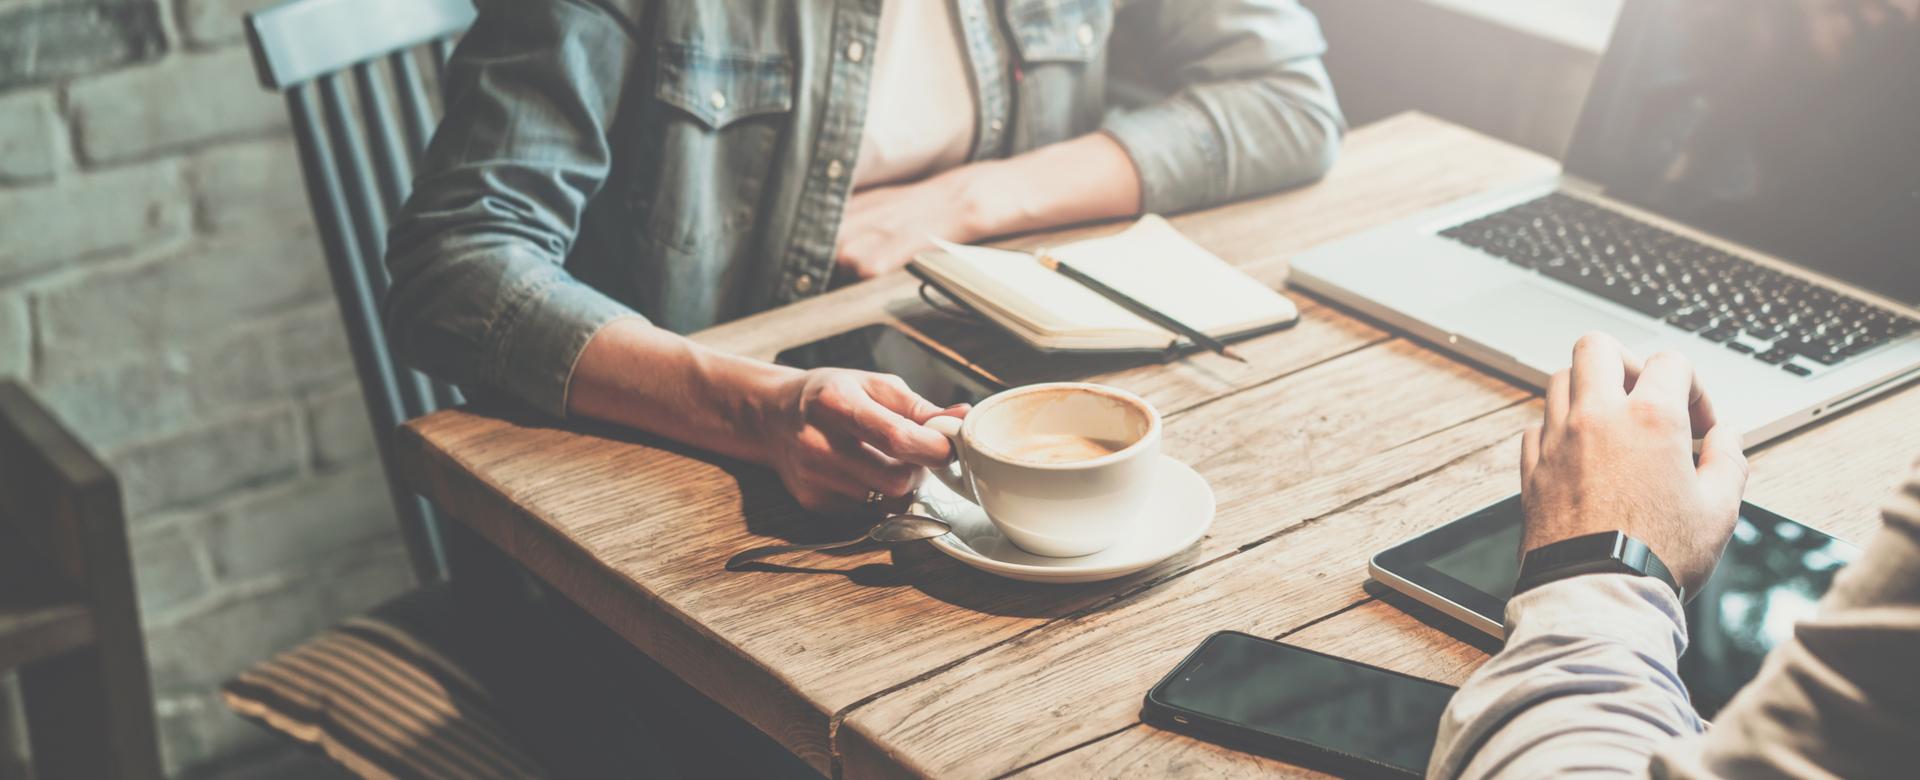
[1514,532,1684,601]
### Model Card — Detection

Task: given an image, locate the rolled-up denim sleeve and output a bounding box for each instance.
[384,0,644,418]
[1100,0,1346,215]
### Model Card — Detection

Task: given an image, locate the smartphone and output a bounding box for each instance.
[1143,631,1457,779]
[773,324,1003,407]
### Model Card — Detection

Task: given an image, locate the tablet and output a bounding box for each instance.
[1371,494,1858,717]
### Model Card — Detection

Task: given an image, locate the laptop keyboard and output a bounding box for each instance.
[1440,193,1918,375]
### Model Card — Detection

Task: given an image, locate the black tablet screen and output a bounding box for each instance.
[1386,497,1857,717]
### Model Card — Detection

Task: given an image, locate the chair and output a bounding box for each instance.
[235,4,824,777]
[226,2,558,776]
[0,381,163,780]
[244,0,475,582]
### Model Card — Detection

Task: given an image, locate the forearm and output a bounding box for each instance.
[566,317,800,467]
[1432,574,1702,780]
[959,133,1143,237]
[1102,0,1344,214]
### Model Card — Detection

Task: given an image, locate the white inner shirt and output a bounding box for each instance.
[851,1,980,190]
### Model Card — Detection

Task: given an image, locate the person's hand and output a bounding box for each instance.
[756,368,967,514]
[1518,333,1749,593]
[833,162,1014,279]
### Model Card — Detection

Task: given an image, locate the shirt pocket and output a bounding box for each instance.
[653,43,795,130]
[638,42,795,254]
[1005,0,1114,65]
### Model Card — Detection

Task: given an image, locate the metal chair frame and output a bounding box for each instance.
[245,0,478,581]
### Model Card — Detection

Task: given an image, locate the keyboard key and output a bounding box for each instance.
[1702,326,1739,343]
[1783,363,1814,376]
[1439,194,1911,371]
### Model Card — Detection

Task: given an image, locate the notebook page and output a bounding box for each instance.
[927,239,1163,335]
[1048,215,1294,334]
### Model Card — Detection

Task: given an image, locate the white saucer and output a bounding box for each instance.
[918,455,1214,584]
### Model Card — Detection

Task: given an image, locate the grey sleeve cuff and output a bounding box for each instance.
[487,260,637,420]
[1100,69,1344,216]
[387,238,640,421]
[1430,574,1699,780]
[1101,95,1227,216]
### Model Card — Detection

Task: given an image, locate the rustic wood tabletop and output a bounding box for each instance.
[395,113,1920,779]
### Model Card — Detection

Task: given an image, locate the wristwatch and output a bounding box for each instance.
[1514,531,1684,601]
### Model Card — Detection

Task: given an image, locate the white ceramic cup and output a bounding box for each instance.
[922,382,1161,557]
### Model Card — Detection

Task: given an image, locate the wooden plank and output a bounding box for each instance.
[1016,599,1487,779]
[838,442,1523,779]
[398,340,1531,773]
[1012,386,1920,779]
[396,112,1562,770]
[0,603,94,672]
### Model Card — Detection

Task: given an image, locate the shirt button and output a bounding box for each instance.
[826,159,845,180]
[847,40,866,63]
[1077,23,1094,46]
[791,275,815,295]
[709,90,727,110]
[989,118,1004,133]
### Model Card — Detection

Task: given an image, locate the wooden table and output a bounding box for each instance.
[395,113,1920,779]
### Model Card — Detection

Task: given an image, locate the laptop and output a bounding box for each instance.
[1292,0,1920,446]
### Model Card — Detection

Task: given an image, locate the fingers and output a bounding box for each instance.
[865,375,948,424]
[1545,368,1571,438]
[813,377,955,468]
[1626,351,1695,422]
[1520,423,1542,485]
[826,435,920,498]
[1569,332,1630,408]
[1623,351,1717,437]
[1695,423,1750,510]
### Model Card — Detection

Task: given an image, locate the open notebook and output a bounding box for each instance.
[911,215,1299,353]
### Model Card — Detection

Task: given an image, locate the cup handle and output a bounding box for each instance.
[921,416,975,503]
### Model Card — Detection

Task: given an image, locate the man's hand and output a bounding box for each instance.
[755,368,966,513]
[833,162,1007,280]
[1519,333,1749,593]
[832,132,1144,280]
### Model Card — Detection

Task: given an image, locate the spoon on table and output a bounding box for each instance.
[725,506,953,571]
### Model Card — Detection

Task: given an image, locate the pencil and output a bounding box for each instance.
[1036,251,1249,363]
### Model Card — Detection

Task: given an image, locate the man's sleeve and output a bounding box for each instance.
[1651,461,1920,779]
[1428,574,1704,780]
[384,0,645,419]
[1100,0,1346,216]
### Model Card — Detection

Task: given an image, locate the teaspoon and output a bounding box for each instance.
[725,508,952,571]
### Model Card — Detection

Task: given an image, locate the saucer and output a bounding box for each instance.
[918,455,1214,584]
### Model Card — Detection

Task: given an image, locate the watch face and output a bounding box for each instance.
[1526,532,1628,570]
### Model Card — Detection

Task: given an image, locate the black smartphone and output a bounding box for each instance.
[1143,631,1457,779]
[773,324,1003,407]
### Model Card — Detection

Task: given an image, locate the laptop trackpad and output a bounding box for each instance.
[1446,283,1661,369]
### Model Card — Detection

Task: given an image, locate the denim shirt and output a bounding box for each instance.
[385,0,1345,418]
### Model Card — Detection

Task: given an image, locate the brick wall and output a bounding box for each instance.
[0,0,416,776]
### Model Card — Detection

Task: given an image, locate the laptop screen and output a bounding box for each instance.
[1565,0,1920,306]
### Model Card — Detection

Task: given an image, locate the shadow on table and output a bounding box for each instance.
[712,538,1201,621]
[466,368,1202,621]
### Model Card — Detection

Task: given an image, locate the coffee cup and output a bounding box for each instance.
[922,382,1161,557]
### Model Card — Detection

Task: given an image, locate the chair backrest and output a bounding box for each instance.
[245,0,478,582]
[0,381,161,779]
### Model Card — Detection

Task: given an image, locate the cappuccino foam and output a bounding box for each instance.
[1004,433,1131,464]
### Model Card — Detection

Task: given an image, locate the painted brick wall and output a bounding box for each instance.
[0,0,416,776]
